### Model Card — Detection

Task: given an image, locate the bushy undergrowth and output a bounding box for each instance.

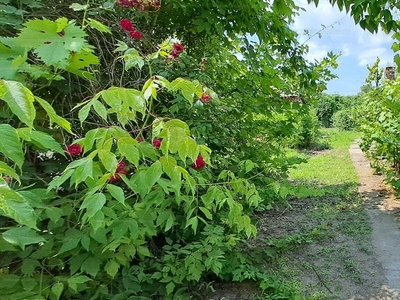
[358,75,400,190]
[0,0,383,299]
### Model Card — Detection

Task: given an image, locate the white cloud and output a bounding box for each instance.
[342,44,350,56]
[358,47,393,66]
[357,30,393,48]
[293,0,395,66]
[305,41,328,61]
[292,0,396,94]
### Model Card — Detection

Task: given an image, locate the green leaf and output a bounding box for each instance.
[107,184,125,205]
[0,236,18,252]
[199,207,213,220]
[47,168,74,191]
[0,124,24,169]
[74,157,94,185]
[117,137,140,166]
[80,234,90,251]
[2,227,46,250]
[98,149,117,172]
[21,258,40,275]
[65,50,99,78]
[87,18,111,34]
[166,282,175,295]
[130,161,162,198]
[78,101,93,125]
[92,99,108,121]
[185,216,198,234]
[35,97,72,133]
[58,229,83,254]
[136,245,151,257]
[80,192,106,220]
[165,213,175,231]
[67,275,91,292]
[81,257,101,277]
[121,48,144,71]
[51,282,64,300]
[24,130,65,155]
[69,3,88,11]
[100,87,146,126]
[15,17,88,66]
[104,259,119,277]
[0,80,35,127]
[0,186,38,229]
[171,78,197,104]
[45,207,62,223]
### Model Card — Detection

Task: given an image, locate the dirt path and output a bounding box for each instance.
[207,142,400,300]
[349,141,400,299]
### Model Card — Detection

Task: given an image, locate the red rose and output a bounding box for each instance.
[65,144,83,156]
[200,92,211,103]
[129,30,142,39]
[152,139,162,149]
[191,155,206,170]
[120,19,134,31]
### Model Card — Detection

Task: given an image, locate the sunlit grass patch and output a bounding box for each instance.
[287,128,360,187]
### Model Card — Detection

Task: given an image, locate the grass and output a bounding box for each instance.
[287,128,360,187]
[251,128,375,300]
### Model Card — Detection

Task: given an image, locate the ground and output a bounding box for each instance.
[207,139,400,300]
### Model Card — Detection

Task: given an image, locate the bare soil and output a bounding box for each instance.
[207,142,400,300]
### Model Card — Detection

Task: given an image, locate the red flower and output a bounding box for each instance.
[191,155,206,170]
[117,161,126,171]
[169,43,184,58]
[120,19,134,31]
[152,139,162,149]
[173,43,184,53]
[108,169,128,183]
[200,92,211,103]
[129,30,142,39]
[65,144,83,156]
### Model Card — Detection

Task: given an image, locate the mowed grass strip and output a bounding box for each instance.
[288,128,360,187]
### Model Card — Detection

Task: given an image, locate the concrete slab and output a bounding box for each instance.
[349,141,400,296]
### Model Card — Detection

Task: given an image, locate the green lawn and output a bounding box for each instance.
[287,128,360,187]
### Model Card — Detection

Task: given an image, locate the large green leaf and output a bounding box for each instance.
[35,96,72,133]
[15,17,87,66]
[0,161,20,183]
[107,184,125,205]
[67,275,91,292]
[73,157,94,185]
[80,192,106,220]
[2,227,46,250]
[117,137,140,166]
[98,149,117,172]
[0,186,38,229]
[130,161,162,198]
[0,80,36,127]
[18,129,65,155]
[0,124,24,169]
[100,87,146,126]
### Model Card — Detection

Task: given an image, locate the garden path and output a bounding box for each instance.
[349,141,400,299]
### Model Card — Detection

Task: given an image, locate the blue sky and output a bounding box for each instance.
[292,0,395,95]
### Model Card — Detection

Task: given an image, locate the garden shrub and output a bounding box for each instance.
[0,0,345,299]
[332,109,357,131]
[286,107,321,149]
